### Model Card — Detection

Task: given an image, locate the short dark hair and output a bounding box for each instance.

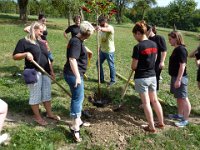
[73,15,81,22]
[146,24,152,31]
[38,14,45,20]
[98,16,107,24]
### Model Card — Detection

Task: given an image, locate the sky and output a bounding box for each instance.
[156,0,200,8]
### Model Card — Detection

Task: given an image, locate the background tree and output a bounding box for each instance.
[51,0,80,26]
[132,0,156,20]
[113,0,133,24]
[168,0,197,30]
[18,0,29,21]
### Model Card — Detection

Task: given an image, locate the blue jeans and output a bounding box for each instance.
[96,51,116,82]
[64,74,84,119]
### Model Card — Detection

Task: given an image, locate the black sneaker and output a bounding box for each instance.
[107,81,116,87]
[82,110,92,118]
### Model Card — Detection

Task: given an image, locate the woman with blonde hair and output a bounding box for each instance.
[131,21,164,133]
[24,14,53,62]
[168,31,191,127]
[13,21,60,126]
[63,21,94,142]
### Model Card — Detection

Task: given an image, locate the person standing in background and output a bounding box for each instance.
[168,31,191,127]
[96,16,116,86]
[64,15,81,39]
[147,24,167,90]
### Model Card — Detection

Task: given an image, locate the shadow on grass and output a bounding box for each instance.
[0,14,36,25]
[0,65,22,75]
[1,95,31,114]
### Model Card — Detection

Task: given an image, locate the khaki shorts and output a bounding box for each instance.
[134,76,157,94]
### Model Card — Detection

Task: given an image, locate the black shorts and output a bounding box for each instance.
[197,68,200,82]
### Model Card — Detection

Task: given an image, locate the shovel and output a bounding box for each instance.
[113,70,134,111]
[32,60,71,97]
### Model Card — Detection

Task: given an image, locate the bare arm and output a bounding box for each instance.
[49,60,55,79]
[24,26,31,33]
[131,58,138,71]
[69,58,81,87]
[196,59,200,66]
[174,63,186,88]
[159,51,167,69]
[63,32,68,39]
[85,46,93,59]
[13,52,33,62]
[189,49,198,58]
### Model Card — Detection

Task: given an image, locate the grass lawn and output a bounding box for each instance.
[0,13,200,150]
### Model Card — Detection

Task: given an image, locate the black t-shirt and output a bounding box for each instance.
[168,45,187,77]
[13,38,51,74]
[63,36,88,76]
[65,25,80,37]
[149,35,167,65]
[195,46,200,60]
[132,40,157,79]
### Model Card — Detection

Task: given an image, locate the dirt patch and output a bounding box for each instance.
[5,103,200,149]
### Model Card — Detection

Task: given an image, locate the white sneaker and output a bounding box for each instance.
[0,133,10,144]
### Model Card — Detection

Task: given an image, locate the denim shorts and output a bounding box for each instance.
[170,76,188,99]
[134,76,157,94]
[27,72,51,105]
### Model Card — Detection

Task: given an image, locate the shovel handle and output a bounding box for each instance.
[31,60,71,97]
[121,70,134,99]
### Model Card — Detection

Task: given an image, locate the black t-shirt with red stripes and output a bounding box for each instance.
[132,40,157,79]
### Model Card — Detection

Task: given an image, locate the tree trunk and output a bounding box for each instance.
[19,7,27,20]
[142,8,145,20]
[115,0,125,24]
[79,7,85,21]
[68,9,71,27]
[18,0,29,21]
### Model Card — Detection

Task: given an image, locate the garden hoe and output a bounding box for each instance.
[113,70,134,112]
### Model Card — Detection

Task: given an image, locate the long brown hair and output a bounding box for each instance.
[168,31,185,46]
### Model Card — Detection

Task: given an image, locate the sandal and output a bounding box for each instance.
[155,122,165,129]
[46,115,61,121]
[80,122,90,128]
[69,127,82,142]
[34,118,48,126]
[142,125,156,133]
